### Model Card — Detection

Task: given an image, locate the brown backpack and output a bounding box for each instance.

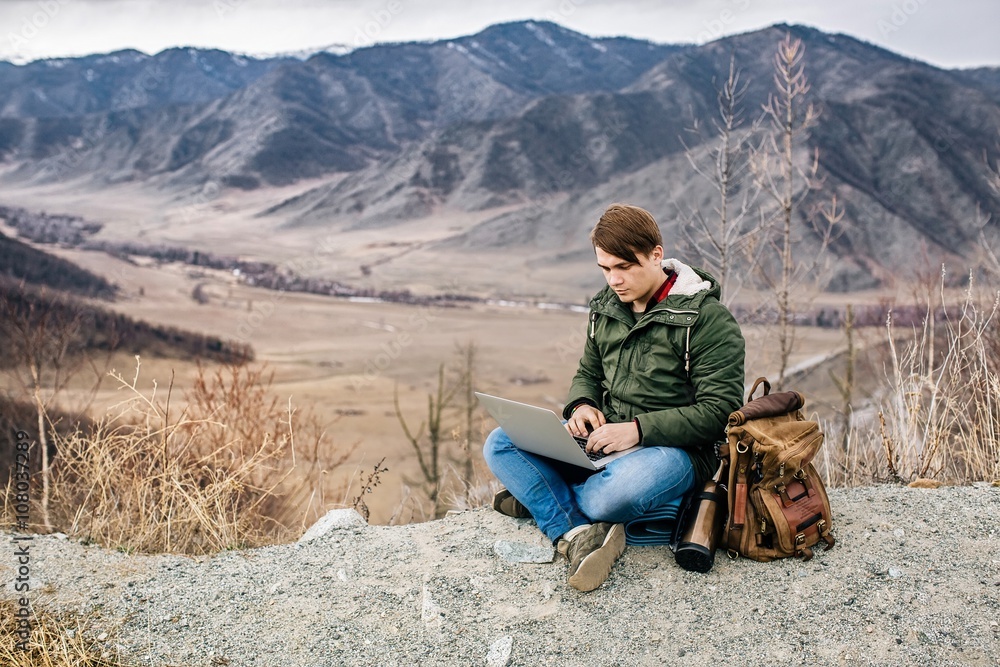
[721,378,835,561]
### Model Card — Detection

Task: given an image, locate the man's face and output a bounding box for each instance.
[595,245,664,305]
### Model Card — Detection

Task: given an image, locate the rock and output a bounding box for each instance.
[421,585,444,633]
[540,581,554,601]
[486,636,513,667]
[298,509,367,542]
[888,567,903,578]
[493,541,554,564]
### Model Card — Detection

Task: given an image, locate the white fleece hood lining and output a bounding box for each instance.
[661,258,712,297]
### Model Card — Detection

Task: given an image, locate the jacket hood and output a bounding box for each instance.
[589,259,722,313]
[661,258,715,297]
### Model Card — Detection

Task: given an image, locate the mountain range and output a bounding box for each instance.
[1,20,998,297]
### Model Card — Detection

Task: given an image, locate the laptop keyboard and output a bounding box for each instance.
[574,435,607,462]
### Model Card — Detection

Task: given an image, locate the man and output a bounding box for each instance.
[483,203,745,592]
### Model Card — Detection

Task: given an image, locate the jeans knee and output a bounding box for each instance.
[483,426,512,463]
[576,448,695,522]
[576,491,630,523]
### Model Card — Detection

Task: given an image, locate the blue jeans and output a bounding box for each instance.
[483,425,695,543]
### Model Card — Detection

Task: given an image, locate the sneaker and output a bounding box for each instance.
[565,522,626,592]
[492,489,532,519]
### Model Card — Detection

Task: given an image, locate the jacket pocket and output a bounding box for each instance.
[637,331,653,373]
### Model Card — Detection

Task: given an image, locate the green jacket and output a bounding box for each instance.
[562,262,746,485]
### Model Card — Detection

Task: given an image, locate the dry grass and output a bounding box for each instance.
[0,598,130,667]
[820,274,1000,486]
[6,358,352,555]
[438,462,503,514]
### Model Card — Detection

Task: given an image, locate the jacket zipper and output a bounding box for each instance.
[591,304,696,375]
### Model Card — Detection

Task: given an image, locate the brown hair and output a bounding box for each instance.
[590,204,662,263]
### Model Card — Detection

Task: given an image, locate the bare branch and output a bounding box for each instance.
[676,53,766,304]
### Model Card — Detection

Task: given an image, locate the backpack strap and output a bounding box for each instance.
[730,436,753,530]
[747,377,771,401]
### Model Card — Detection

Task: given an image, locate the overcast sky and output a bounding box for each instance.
[1,0,997,69]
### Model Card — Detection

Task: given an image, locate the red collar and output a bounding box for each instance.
[644,270,677,313]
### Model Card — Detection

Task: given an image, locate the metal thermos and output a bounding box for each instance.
[673,461,727,573]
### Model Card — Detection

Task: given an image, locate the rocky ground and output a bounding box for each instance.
[3,485,1000,666]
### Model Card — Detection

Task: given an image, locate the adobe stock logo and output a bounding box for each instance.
[694,0,751,44]
[5,0,71,58]
[353,1,404,48]
[876,0,930,37]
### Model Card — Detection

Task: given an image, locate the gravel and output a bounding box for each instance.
[4,485,1000,666]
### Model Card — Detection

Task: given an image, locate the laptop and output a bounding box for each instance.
[475,392,641,469]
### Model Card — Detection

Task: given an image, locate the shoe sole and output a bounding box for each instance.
[568,524,625,592]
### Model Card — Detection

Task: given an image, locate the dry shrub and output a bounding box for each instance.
[821,274,1000,485]
[0,598,129,666]
[43,358,350,554]
[183,362,352,530]
[438,457,502,515]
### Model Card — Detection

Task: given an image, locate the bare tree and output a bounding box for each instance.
[975,142,1000,278]
[751,33,824,389]
[681,55,765,305]
[829,303,856,452]
[450,341,478,487]
[1,285,112,531]
[392,341,481,519]
[393,364,456,519]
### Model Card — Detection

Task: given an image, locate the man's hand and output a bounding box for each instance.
[584,421,640,455]
[566,404,606,438]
